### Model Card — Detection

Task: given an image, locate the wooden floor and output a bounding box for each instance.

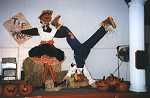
[0,87,150,98]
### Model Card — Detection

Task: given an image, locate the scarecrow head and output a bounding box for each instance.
[39,10,53,25]
[39,10,53,32]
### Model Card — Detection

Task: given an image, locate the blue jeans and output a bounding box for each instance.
[65,26,107,68]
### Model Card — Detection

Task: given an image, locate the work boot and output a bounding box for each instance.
[101,16,116,32]
[51,15,62,29]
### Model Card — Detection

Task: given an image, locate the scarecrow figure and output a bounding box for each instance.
[51,15,116,87]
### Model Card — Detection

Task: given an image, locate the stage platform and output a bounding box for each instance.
[0,87,149,98]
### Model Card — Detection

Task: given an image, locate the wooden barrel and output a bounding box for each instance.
[3,84,17,96]
[19,83,33,96]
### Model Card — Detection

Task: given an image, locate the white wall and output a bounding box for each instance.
[0,0,129,80]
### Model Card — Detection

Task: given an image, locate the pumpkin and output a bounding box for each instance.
[74,73,85,82]
[96,76,109,91]
[74,70,85,82]
[3,84,17,96]
[110,78,120,87]
[106,74,121,87]
[116,82,129,92]
[19,83,33,96]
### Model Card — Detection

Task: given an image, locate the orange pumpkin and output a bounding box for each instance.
[116,82,129,92]
[96,80,109,91]
[73,70,85,82]
[19,83,33,96]
[3,84,17,96]
[74,72,85,82]
[96,76,109,91]
[106,74,121,87]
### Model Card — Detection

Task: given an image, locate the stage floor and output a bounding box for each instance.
[1,87,150,98]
